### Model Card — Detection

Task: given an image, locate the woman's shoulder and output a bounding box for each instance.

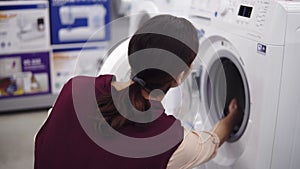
[69,74,114,83]
[95,74,115,94]
[58,74,115,95]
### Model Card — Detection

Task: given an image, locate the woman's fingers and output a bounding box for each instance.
[228,98,244,126]
[228,98,238,114]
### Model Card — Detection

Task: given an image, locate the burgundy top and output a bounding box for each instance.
[34,75,183,169]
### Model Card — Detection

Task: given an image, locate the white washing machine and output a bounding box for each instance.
[186,0,300,169]
[99,0,300,168]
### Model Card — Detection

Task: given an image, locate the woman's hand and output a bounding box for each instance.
[213,98,244,146]
[229,98,239,114]
[228,98,244,127]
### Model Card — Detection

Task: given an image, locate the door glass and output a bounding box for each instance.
[206,57,249,142]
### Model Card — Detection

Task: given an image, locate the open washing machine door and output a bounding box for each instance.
[189,36,251,169]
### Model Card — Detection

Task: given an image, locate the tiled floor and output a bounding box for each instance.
[0,110,48,169]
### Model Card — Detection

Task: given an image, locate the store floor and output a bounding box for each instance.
[0,110,48,169]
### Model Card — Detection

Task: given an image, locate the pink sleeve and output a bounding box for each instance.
[167,128,220,169]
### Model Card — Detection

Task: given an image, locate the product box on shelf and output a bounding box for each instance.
[0,1,51,54]
[51,46,106,93]
[49,0,110,45]
[0,51,52,98]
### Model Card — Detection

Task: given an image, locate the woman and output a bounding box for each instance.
[35,15,242,169]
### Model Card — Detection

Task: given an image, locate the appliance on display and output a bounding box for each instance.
[100,0,300,169]
[186,0,300,168]
[58,5,106,42]
[0,1,55,112]
[112,0,132,16]
[0,52,51,97]
[52,47,106,93]
[99,39,131,82]
[0,1,51,54]
[128,0,159,35]
[128,0,192,35]
[49,0,110,45]
[49,0,110,93]
[17,15,45,41]
[0,51,53,111]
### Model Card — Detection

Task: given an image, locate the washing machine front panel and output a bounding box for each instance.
[203,53,250,143]
[188,25,285,168]
[192,36,252,168]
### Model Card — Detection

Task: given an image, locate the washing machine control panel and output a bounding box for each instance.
[253,0,270,31]
[234,0,270,31]
[215,0,290,44]
[189,0,270,24]
[189,0,283,41]
[217,0,271,31]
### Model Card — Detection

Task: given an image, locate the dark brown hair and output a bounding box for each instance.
[98,15,199,129]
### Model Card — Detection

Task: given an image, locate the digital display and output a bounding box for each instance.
[238,5,253,18]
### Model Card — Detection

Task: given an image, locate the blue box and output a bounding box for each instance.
[49,0,110,45]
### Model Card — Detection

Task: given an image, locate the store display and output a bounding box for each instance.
[49,0,110,44]
[0,1,110,111]
[0,1,51,54]
[52,47,105,93]
[0,52,51,98]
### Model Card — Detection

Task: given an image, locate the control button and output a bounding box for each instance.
[215,11,218,17]
[198,29,205,40]
[1,42,5,48]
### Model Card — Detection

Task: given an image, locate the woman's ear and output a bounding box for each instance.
[171,71,185,87]
[171,66,193,87]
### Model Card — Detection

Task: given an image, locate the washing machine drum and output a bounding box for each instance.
[205,57,249,142]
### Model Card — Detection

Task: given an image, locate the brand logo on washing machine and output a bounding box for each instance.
[257,43,267,55]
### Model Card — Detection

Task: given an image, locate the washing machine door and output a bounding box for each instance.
[190,36,251,169]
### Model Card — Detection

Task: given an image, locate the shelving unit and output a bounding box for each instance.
[0,94,57,112]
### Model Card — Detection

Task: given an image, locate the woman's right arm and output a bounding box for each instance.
[167,98,243,169]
